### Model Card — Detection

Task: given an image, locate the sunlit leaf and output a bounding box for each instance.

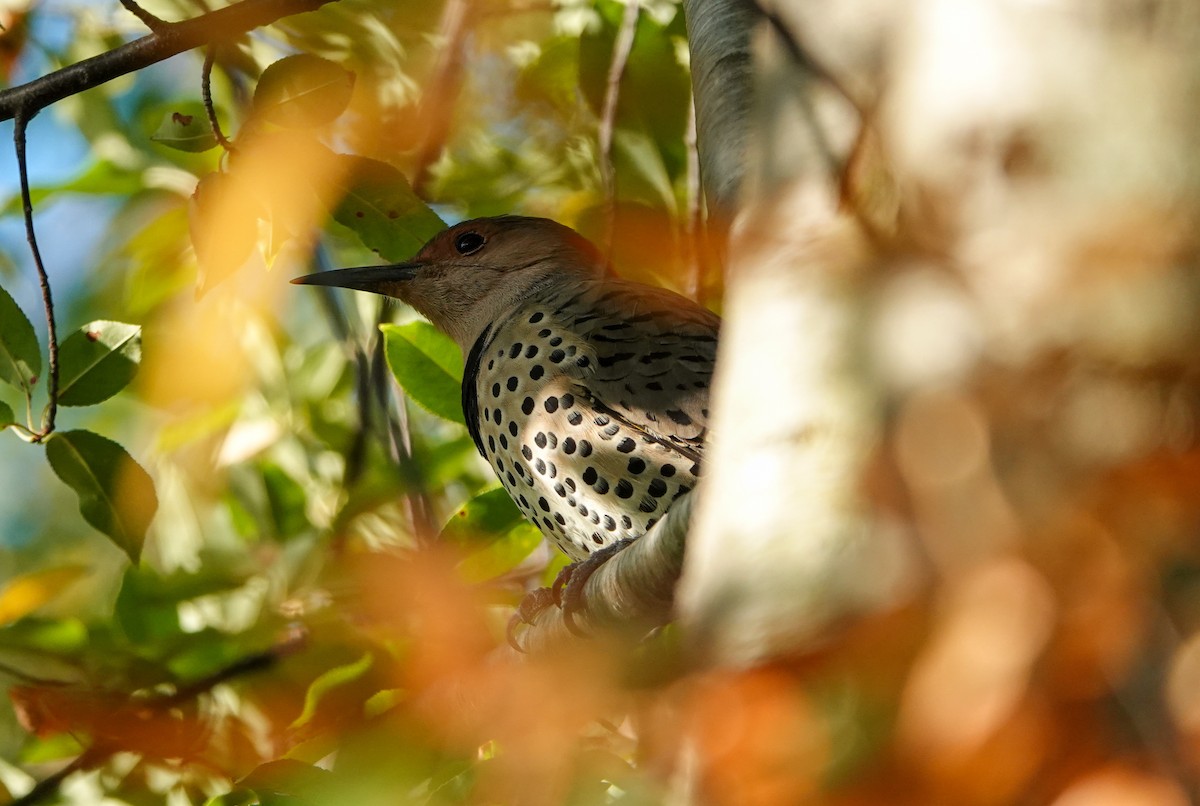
[440,486,526,546]
[56,320,141,407]
[457,522,543,583]
[44,430,158,563]
[0,617,88,654]
[332,155,445,261]
[0,565,89,626]
[0,399,13,430]
[290,651,374,729]
[253,54,356,129]
[189,170,261,294]
[381,321,464,424]
[444,488,544,582]
[0,283,41,393]
[150,104,218,153]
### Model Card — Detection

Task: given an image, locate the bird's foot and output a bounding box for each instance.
[506,586,556,653]
[557,537,636,637]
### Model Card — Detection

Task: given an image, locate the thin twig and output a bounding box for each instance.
[14,110,59,441]
[597,0,639,258]
[411,0,470,198]
[202,47,235,151]
[0,0,337,123]
[369,312,434,543]
[683,91,703,302]
[118,0,169,31]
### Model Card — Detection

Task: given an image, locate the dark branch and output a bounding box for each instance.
[14,112,59,441]
[0,0,337,123]
[118,0,169,32]
[202,47,235,151]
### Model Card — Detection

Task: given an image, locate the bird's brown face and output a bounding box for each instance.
[292,216,606,349]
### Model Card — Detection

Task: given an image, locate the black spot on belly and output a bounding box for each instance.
[509,343,523,359]
[615,479,633,498]
[521,397,534,415]
[648,479,667,498]
[582,467,597,484]
[627,457,646,474]
[562,437,577,454]
[616,437,635,453]
[507,376,518,392]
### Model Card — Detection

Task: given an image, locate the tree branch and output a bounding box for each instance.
[14,111,59,441]
[0,0,337,123]
[117,0,169,32]
[514,491,693,654]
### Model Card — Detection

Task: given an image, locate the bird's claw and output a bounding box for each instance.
[559,538,636,637]
[509,538,636,648]
[506,586,556,653]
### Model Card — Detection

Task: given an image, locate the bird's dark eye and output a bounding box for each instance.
[454,231,486,255]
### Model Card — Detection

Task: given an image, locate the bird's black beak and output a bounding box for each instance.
[290,262,419,294]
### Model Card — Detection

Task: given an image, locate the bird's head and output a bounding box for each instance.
[292,216,607,349]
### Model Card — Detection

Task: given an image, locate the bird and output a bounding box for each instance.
[293,216,718,641]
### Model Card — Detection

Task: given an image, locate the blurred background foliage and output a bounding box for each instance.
[2,0,1200,804]
[0,0,707,801]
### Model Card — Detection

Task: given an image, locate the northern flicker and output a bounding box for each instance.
[293,216,717,635]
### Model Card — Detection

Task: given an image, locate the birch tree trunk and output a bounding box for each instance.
[677,0,1200,801]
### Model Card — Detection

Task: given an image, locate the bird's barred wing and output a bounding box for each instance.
[531,280,718,466]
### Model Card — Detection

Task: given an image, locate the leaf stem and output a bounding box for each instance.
[202,46,235,151]
[14,110,59,441]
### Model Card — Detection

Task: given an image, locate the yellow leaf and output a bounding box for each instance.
[0,565,89,626]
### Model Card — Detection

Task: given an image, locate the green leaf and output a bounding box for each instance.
[443,488,543,583]
[44,430,158,563]
[458,522,543,583]
[0,400,13,430]
[290,651,374,729]
[381,322,464,424]
[56,321,141,407]
[253,54,356,129]
[240,759,339,806]
[440,486,526,546]
[150,105,218,153]
[0,283,41,393]
[332,156,445,261]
